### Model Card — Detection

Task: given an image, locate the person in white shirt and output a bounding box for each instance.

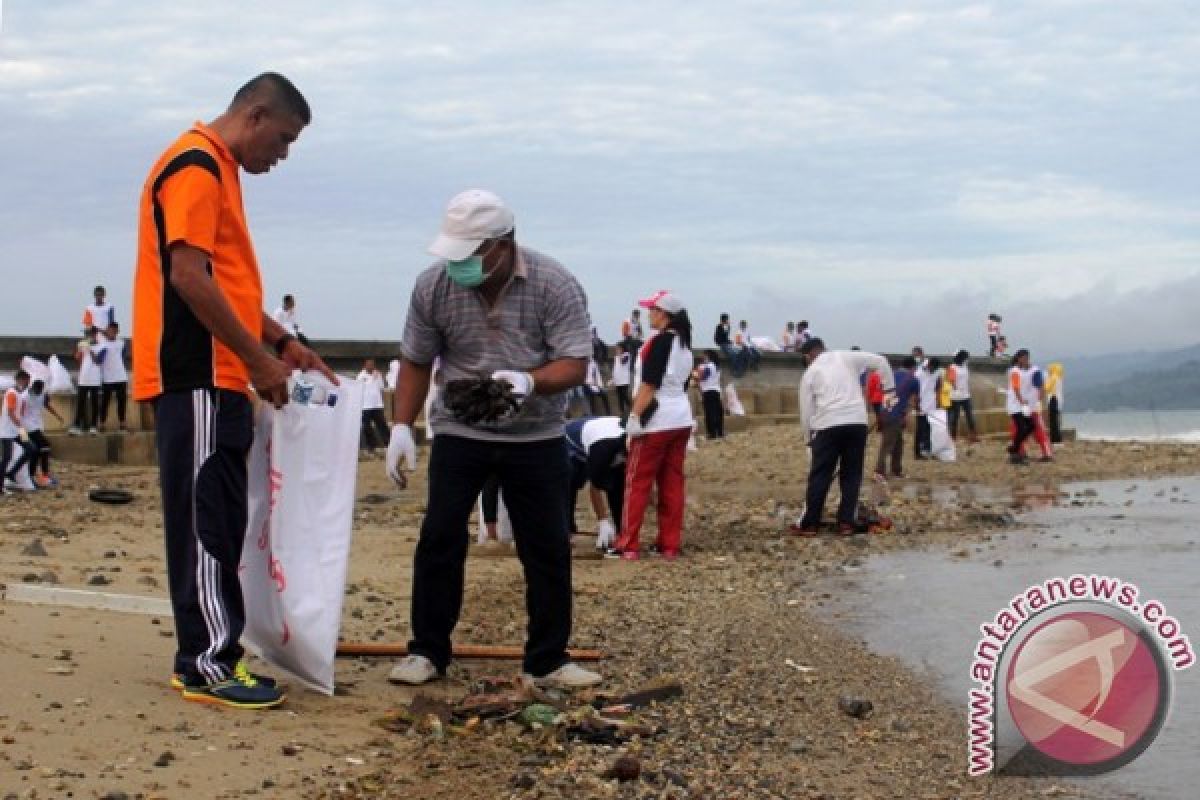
[781,322,797,353]
[70,328,104,435]
[695,349,724,439]
[734,319,761,370]
[582,358,610,415]
[97,322,130,433]
[913,354,938,459]
[613,290,694,561]
[356,358,389,455]
[946,349,978,442]
[2,371,39,493]
[82,285,116,332]
[791,338,895,535]
[610,342,632,416]
[272,294,308,344]
[21,378,63,488]
[1005,349,1036,465]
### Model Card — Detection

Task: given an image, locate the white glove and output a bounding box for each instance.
[17,427,29,442]
[625,416,645,439]
[596,518,616,549]
[1020,404,1031,417]
[386,424,417,487]
[491,370,535,401]
[882,390,897,412]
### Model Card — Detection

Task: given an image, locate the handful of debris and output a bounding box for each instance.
[443,378,521,425]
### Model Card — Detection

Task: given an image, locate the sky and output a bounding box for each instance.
[1,0,1198,358]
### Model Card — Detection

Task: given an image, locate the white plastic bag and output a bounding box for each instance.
[928,409,957,462]
[20,356,49,383]
[725,383,746,416]
[47,356,75,394]
[240,373,363,695]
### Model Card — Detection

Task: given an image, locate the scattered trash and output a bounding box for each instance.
[88,488,134,505]
[443,379,520,424]
[838,695,874,719]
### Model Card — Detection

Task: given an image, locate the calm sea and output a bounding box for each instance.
[1071,409,1200,442]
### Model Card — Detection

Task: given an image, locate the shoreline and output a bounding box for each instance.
[0,434,1196,798]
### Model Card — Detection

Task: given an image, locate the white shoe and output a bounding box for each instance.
[88,427,99,436]
[67,426,82,437]
[387,654,438,685]
[522,662,602,689]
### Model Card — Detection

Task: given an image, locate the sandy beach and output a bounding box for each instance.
[1,428,1197,799]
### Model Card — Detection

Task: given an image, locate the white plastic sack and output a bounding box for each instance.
[241,373,363,695]
[928,409,957,462]
[47,356,75,394]
[750,336,782,352]
[725,383,746,416]
[20,356,49,383]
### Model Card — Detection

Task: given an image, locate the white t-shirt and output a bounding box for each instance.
[356,369,385,411]
[632,331,694,434]
[781,331,796,351]
[581,416,625,451]
[948,363,970,401]
[1006,367,1034,414]
[84,302,115,331]
[99,336,128,384]
[77,340,103,387]
[697,362,721,393]
[0,388,21,438]
[273,306,300,336]
[799,350,895,435]
[21,390,47,432]
[611,352,631,387]
[916,366,938,414]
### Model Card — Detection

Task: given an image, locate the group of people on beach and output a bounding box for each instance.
[6,72,1073,716]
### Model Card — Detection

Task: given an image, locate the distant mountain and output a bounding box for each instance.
[1056,343,1200,392]
[1069,359,1200,411]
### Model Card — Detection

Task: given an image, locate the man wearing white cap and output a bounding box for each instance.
[386,189,602,689]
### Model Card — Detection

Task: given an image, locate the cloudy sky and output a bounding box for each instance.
[2,1,1198,357]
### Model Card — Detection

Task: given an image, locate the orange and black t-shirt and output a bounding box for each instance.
[132,121,263,401]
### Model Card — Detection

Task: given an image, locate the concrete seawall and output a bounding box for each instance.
[2,335,1036,466]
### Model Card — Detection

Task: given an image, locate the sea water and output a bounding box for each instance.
[1072,409,1200,443]
[821,475,1200,799]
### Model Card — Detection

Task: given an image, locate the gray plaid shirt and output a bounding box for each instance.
[401,245,592,442]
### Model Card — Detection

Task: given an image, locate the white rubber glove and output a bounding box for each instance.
[596,518,616,549]
[882,390,897,412]
[625,416,645,439]
[386,424,417,487]
[1020,404,1031,417]
[491,370,534,402]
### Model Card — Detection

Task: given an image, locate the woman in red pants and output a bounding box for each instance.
[614,290,695,561]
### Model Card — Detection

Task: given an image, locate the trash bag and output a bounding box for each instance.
[240,372,364,695]
[47,356,75,394]
[927,408,956,462]
[724,384,745,416]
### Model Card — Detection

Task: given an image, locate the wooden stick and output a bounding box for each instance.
[336,642,606,662]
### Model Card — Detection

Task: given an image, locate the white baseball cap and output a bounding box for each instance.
[428,189,515,261]
[637,289,685,314]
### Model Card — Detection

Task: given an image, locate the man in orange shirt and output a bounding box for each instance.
[132,73,333,710]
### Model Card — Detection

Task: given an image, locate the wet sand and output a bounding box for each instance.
[1,431,1197,798]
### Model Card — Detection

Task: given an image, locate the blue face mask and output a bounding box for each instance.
[446,255,486,287]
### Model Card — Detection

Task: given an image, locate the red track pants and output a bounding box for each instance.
[617,427,690,554]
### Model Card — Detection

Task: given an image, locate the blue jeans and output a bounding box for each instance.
[408,434,573,676]
[719,343,749,378]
